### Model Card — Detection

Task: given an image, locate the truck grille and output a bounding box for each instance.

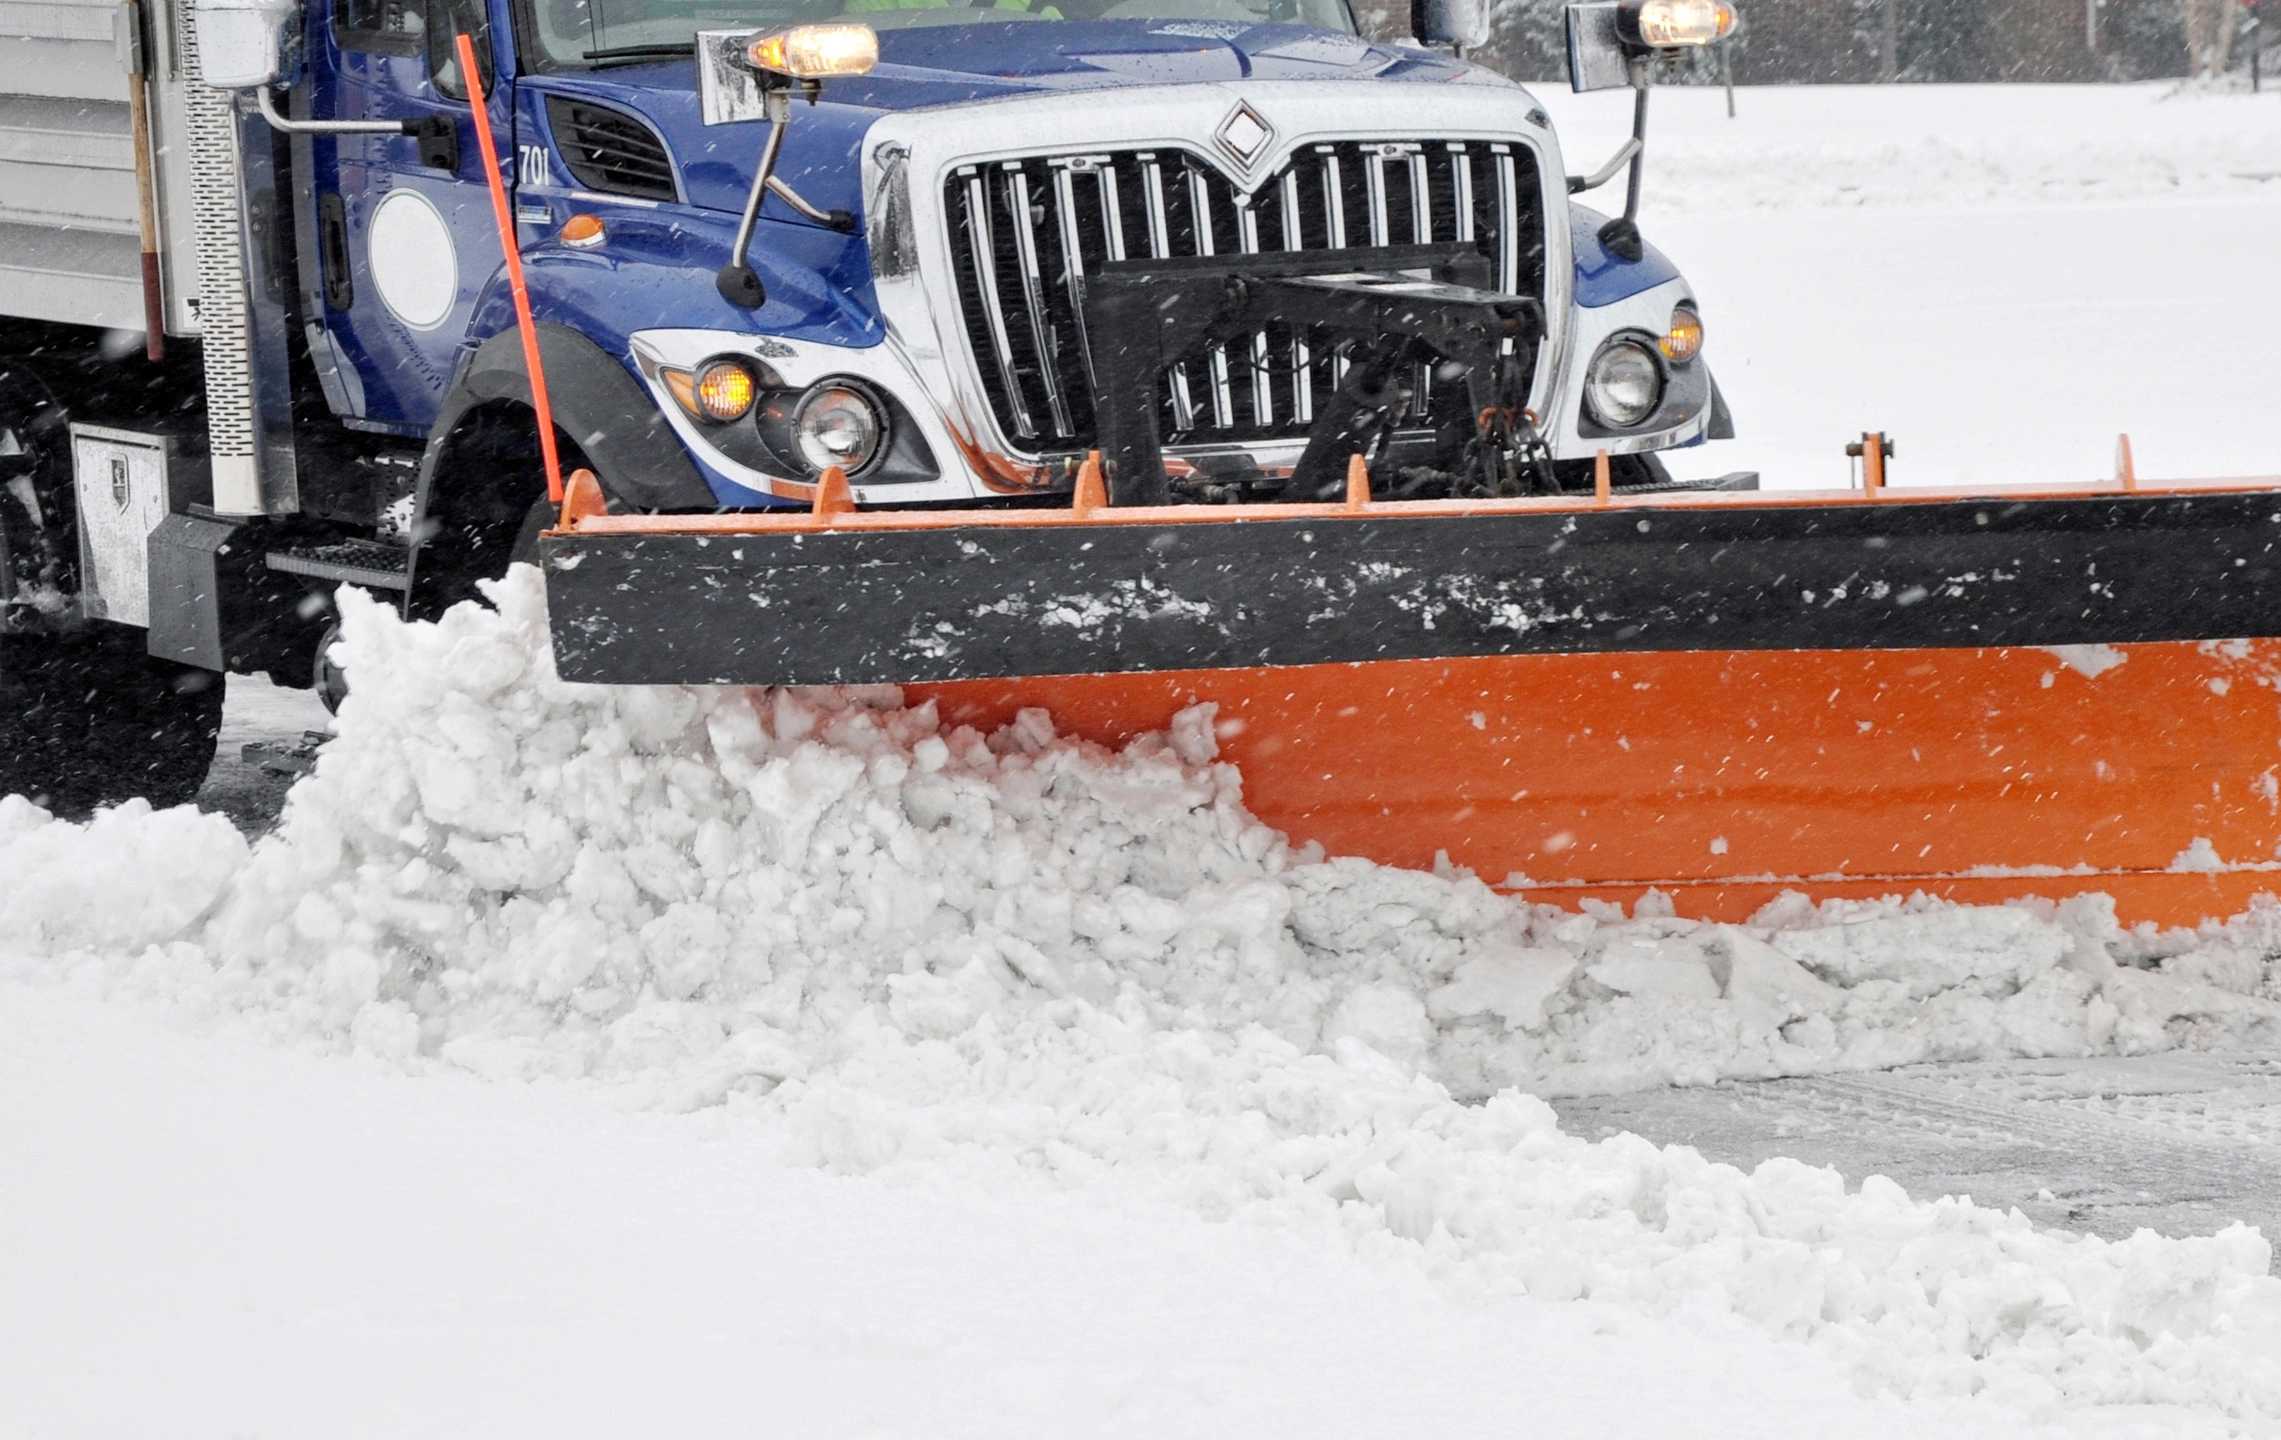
[943,139,1547,456]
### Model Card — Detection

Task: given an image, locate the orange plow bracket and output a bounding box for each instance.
[917,641,2281,929]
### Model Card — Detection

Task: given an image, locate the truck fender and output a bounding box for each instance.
[408,323,714,616]
[416,321,713,514]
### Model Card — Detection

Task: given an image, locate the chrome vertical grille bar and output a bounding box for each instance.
[1494,146,1522,357]
[1453,145,1476,245]
[1139,154,1197,431]
[1493,147,1521,296]
[962,169,1036,439]
[1408,150,1432,239]
[1096,159,1127,261]
[1364,149,1390,247]
[1236,198,1272,427]
[1005,167,1074,438]
[1277,168,1311,424]
[1187,164,1234,429]
[1409,148,1433,418]
[1051,162,1098,393]
[1321,148,1349,384]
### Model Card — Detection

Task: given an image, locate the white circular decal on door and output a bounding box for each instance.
[367,189,458,330]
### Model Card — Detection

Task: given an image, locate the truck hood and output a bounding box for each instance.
[530,21,1514,221]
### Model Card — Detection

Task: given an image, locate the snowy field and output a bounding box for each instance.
[1535,83,2281,490]
[9,84,2281,1439]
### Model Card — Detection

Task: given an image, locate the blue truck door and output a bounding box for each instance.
[308,0,511,431]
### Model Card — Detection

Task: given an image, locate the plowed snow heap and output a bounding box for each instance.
[7,575,2281,1434]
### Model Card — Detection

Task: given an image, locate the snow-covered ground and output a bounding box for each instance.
[10,84,2281,1439]
[1536,83,2281,490]
[0,987,2045,1440]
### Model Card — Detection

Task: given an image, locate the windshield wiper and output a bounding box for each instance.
[579,42,695,65]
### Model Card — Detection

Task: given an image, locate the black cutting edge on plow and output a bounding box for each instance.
[541,487,2281,687]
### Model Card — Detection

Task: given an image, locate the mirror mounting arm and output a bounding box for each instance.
[717,77,852,308]
[1566,135,1640,195]
[1605,71,1651,260]
[1565,62,1652,265]
[717,85,790,308]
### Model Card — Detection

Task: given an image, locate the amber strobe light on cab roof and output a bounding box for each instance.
[746,24,878,80]
[1624,0,1737,47]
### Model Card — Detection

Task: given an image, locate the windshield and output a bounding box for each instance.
[531,0,1360,70]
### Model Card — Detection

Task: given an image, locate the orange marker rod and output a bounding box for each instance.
[456,31,564,506]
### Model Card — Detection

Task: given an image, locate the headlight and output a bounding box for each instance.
[1660,305,1703,366]
[793,381,885,475]
[1585,340,1665,429]
[747,24,878,80]
[1624,0,1738,47]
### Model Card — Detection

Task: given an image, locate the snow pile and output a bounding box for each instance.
[8,574,2281,1432]
[0,794,247,954]
[42,580,2277,1100]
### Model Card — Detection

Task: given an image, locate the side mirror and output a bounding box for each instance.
[696,29,771,125]
[1413,0,1490,52]
[696,24,877,125]
[1567,0,1736,92]
[192,0,302,89]
[1566,2,1630,92]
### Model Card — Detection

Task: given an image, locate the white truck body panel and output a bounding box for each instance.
[0,0,204,336]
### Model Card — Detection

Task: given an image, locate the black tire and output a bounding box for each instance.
[0,623,225,817]
[312,618,349,715]
[410,405,583,621]
[319,498,551,718]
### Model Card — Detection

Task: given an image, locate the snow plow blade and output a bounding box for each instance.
[541,467,2281,928]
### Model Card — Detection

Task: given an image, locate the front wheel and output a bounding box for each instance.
[0,624,225,817]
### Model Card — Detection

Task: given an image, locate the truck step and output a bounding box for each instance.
[241,731,328,779]
[265,540,412,591]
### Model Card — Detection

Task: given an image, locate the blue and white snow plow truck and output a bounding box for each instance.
[0,0,1741,813]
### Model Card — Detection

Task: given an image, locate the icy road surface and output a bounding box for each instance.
[1558,1053,2281,1262]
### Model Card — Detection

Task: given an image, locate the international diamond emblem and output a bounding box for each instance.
[1215,102,1274,169]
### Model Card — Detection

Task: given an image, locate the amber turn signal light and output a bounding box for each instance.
[560,214,605,250]
[1660,305,1704,365]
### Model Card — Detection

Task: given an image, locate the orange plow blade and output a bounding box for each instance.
[919,640,2281,929]
[541,463,2281,930]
